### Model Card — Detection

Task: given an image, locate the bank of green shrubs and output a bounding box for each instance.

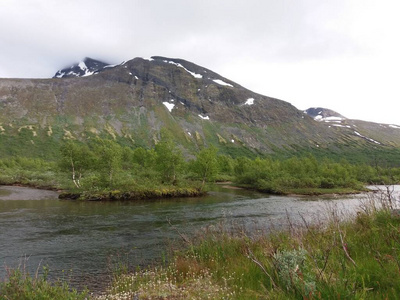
[56,137,400,196]
[233,156,400,194]
[1,135,399,196]
[56,136,218,199]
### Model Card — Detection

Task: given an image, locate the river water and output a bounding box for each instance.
[0,184,398,291]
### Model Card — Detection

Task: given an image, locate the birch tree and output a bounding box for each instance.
[155,138,183,184]
[91,138,123,189]
[59,141,92,188]
[192,146,218,189]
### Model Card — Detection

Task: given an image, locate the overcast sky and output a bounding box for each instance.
[1,0,399,125]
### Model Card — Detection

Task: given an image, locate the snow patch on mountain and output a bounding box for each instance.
[311,113,345,123]
[162,60,203,79]
[77,61,95,77]
[213,79,233,87]
[331,124,351,128]
[198,115,210,120]
[321,116,344,122]
[244,98,254,105]
[54,72,65,78]
[78,61,86,70]
[354,131,381,144]
[163,100,175,112]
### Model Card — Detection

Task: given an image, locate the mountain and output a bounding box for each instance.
[1,56,400,164]
[53,57,112,78]
[304,107,400,149]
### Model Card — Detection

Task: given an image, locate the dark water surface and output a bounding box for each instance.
[0,184,396,291]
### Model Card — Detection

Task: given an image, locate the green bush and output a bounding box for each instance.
[273,248,316,296]
[231,154,394,194]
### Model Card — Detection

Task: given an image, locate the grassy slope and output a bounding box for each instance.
[3,126,400,167]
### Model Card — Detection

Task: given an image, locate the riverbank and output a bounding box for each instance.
[284,186,368,196]
[59,183,366,201]
[225,181,368,196]
[1,180,207,203]
[8,173,362,202]
[58,186,205,201]
[98,193,400,299]
[0,185,59,200]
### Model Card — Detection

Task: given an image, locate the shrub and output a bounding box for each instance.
[273,248,316,296]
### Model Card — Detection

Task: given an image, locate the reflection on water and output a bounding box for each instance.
[0,184,398,291]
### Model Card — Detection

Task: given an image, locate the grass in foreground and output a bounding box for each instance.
[0,266,88,300]
[99,191,400,299]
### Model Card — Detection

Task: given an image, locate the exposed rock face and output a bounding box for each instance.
[1,56,400,160]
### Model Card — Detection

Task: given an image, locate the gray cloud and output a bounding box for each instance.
[0,0,359,75]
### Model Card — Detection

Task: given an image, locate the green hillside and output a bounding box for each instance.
[1,56,400,165]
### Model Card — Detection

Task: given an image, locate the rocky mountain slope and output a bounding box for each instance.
[1,56,400,163]
[304,107,400,148]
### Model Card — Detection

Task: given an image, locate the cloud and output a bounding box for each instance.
[0,0,361,75]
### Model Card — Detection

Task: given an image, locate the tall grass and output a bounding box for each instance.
[0,265,88,300]
[99,187,400,299]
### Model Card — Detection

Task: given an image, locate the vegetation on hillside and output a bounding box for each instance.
[3,55,400,167]
[1,135,400,199]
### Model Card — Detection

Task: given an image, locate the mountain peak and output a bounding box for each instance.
[53,57,112,78]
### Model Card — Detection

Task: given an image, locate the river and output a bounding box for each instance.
[0,184,398,292]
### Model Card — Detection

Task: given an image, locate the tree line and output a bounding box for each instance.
[58,135,220,192]
[1,136,399,194]
[58,136,400,194]
[233,155,400,194]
